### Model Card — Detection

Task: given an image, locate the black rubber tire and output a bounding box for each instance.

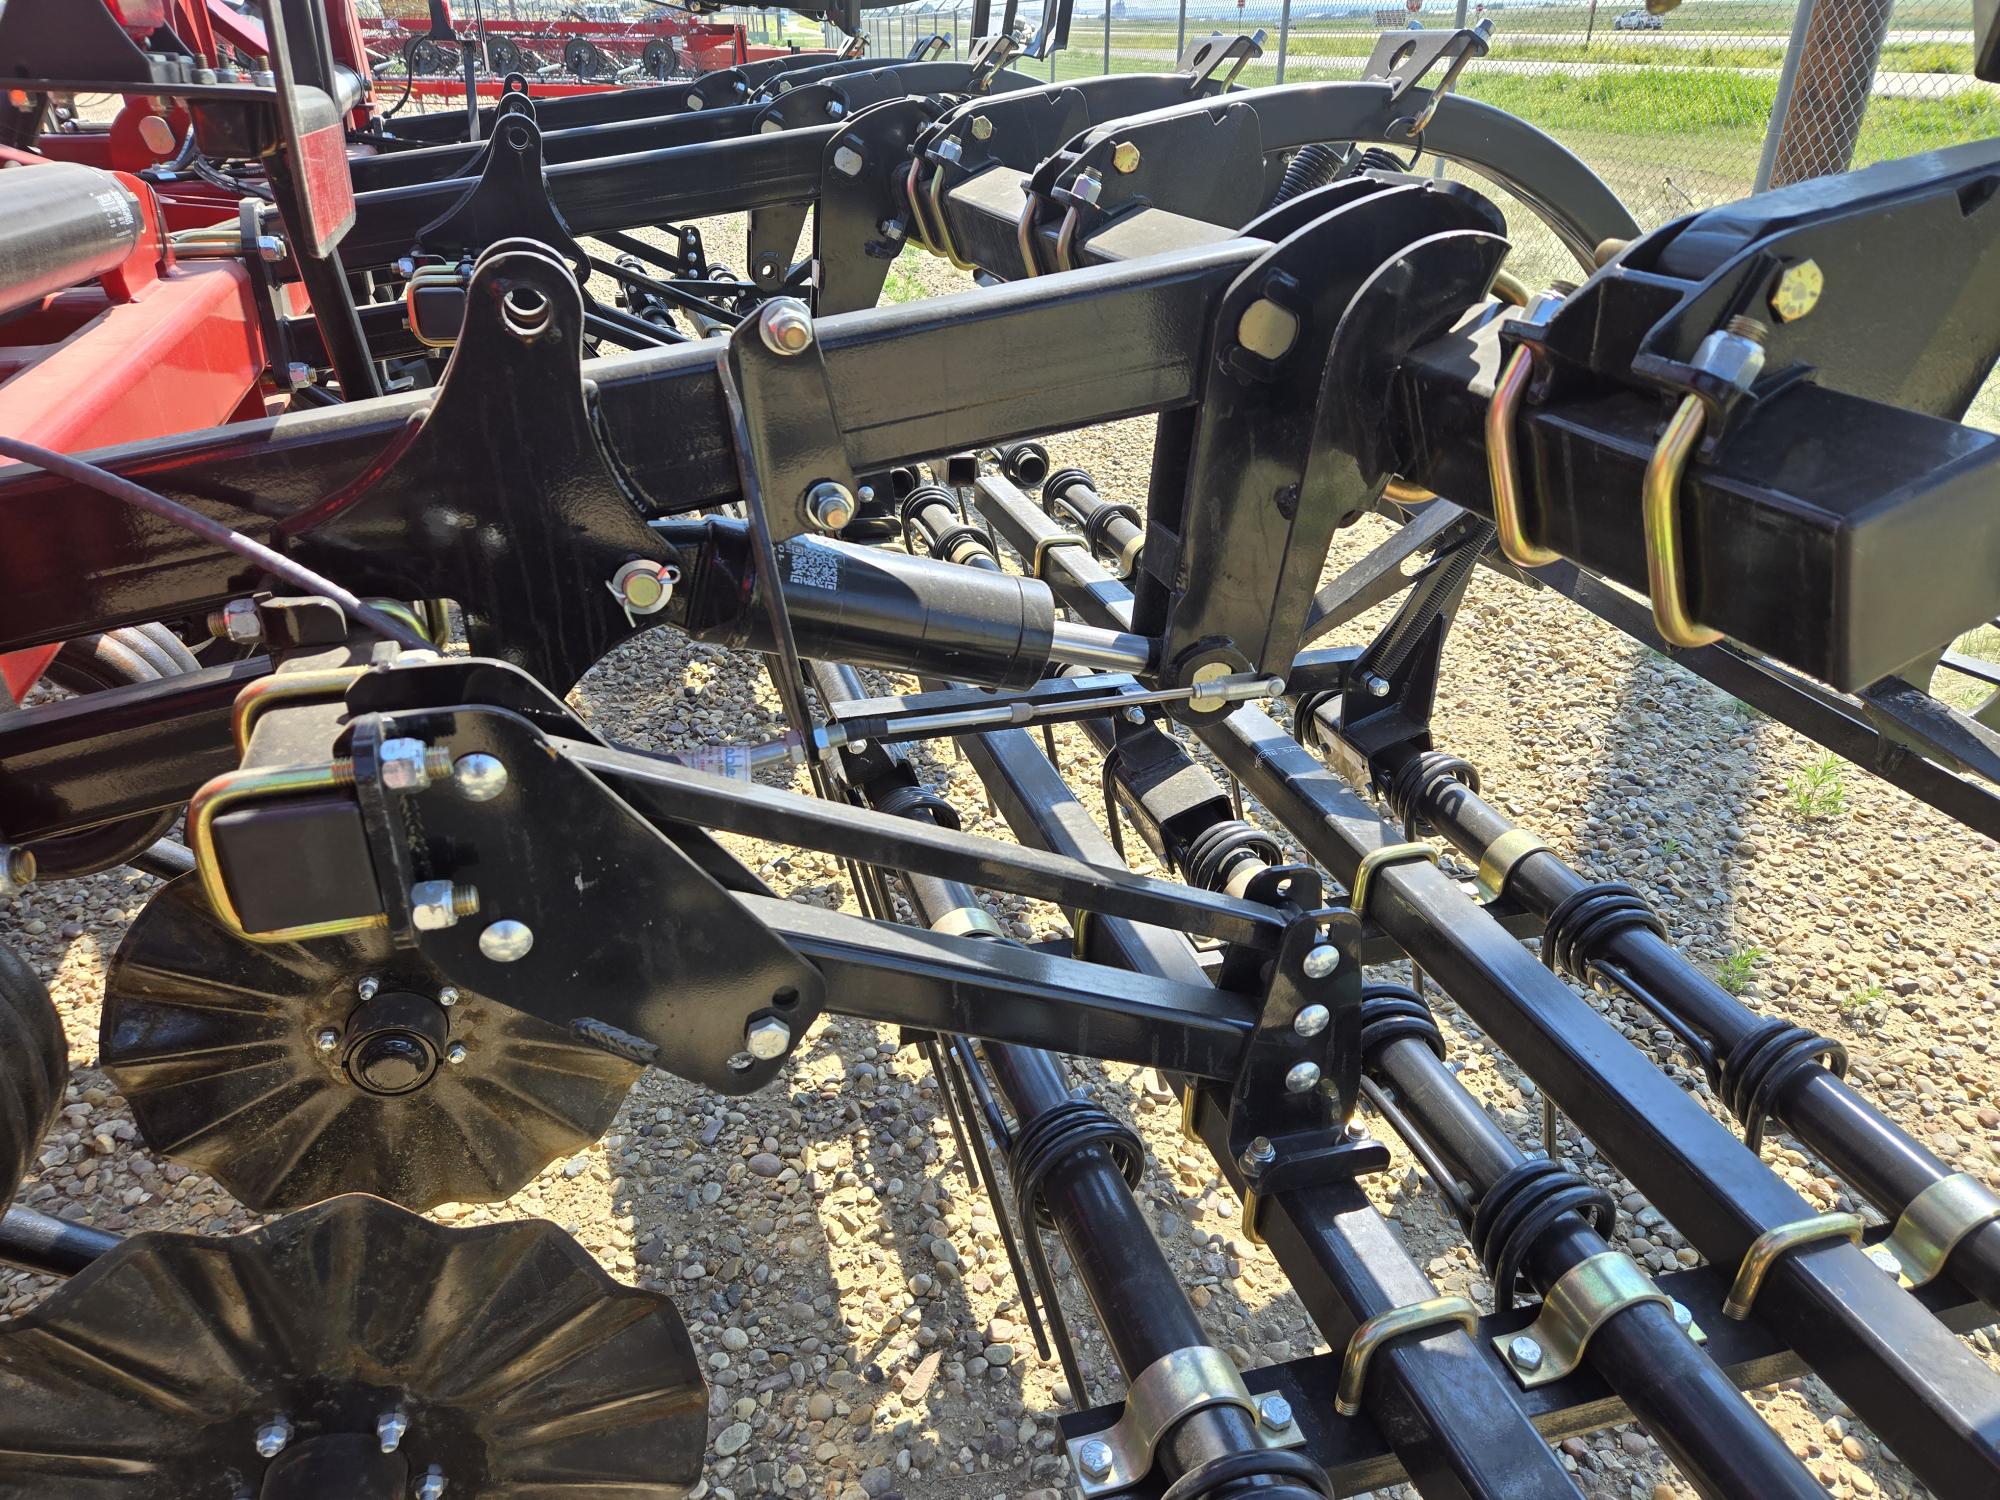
[0,941,67,1212]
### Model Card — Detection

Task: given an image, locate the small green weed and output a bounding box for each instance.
[1786,753,1848,820]
[1716,947,1762,996]
[1843,983,1887,1013]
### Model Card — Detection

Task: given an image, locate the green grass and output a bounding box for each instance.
[1934,624,2000,713]
[1843,982,1888,1013]
[1786,753,1849,820]
[879,248,927,304]
[1716,947,1763,996]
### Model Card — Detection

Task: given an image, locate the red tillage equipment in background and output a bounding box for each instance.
[0,153,276,705]
[360,0,788,84]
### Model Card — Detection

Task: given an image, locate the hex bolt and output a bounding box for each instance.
[1256,1392,1294,1431]
[377,1408,408,1454]
[253,1417,293,1458]
[437,986,460,1007]
[1360,672,1392,698]
[1506,1335,1544,1373]
[1285,1060,1321,1093]
[1670,1299,1694,1331]
[445,1042,469,1066]
[1122,705,1147,725]
[1239,1136,1277,1175]
[824,98,845,118]
[1301,944,1341,980]
[416,1468,448,1500]
[1111,140,1141,174]
[758,297,815,356]
[380,738,454,793]
[1768,258,1823,322]
[452,753,509,802]
[314,1027,341,1053]
[357,976,381,1002]
[411,881,479,932]
[804,481,856,532]
[479,919,535,963]
[1293,1003,1330,1038]
[1076,1437,1114,1481]
[745,1016,792,1061]
[970,114,993,140]
[1867,1245,1902,1276]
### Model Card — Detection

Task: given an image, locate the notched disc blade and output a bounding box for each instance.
[101,877,641,1213]
[0,1194,706,1499]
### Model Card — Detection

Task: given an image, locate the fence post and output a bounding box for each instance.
[1176,0,1187,59]
[1275,0,1293,83]
[1760,0,1893,188]
[1756,0,1821,190]
[1103,0,1112,75]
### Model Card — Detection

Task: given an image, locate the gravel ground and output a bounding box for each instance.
[3,222,1998,1500]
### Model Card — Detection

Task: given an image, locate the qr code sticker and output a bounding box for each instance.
[786,545,841,591]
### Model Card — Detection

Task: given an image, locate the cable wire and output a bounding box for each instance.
[0,435,429,652]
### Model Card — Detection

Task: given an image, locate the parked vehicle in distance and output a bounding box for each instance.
[1613,8,1665,29]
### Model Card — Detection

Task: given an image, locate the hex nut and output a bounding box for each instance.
[1769,258,1823,322]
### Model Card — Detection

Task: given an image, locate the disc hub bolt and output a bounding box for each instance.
[446,1042,469,1066]
[314,1027,341,1053]
[253,1416,292,1458]
[377,1408,408,1454]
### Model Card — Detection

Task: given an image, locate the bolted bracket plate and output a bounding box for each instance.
[1492,1251,1706,1390]
[721,302,859,546]
[1064,1344,1305,1496]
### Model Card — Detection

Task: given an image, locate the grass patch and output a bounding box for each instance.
[1716,947,1763,996]
[1934,624,2000,714]
[1843,982,1888,1013]
[1786,753,1849,820]
[879,249,928,305]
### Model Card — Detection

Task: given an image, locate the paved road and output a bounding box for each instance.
[1100,44,1997,98]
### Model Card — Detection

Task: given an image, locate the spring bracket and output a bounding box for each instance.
[1494,1251,1705,1389]
[1065,1344,1304,1496]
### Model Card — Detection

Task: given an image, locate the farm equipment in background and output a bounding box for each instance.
[2,6,2000,1500]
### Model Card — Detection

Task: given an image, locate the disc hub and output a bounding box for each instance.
[340,991,451,1097]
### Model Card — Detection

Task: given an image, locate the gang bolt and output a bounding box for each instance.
[804,481,856,532]
[1506,1335,1544,1372]
[1293,1003,1330,1038]
[758,297,815,356]
[357,976,381,1002]
[1301,944,1341,981]
[745,1016,792,1061]
[1076,1437,1114,1480]
[451,753,509,802]
[445,1042,469,1066]
[1284,1060,1321,1093]
[479,919,535,963]
[253,1416,293,1458]
[1256,1392,1294,1431]
[315,1027,341,1052]
[437,986,460,1007]
[377,1408,409,1453]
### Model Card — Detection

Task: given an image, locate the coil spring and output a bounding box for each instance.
[1538,881,1667,983]
[1007,1097,1144,1232]
[1269,142,1347,206]
[1041,467,1141,557]
[872,781,962,831]
[1158,1448,1335,1500]
[1719,1018,1847,1156]
[1348,145,1411,175]
[1469,1156,1617,1309]
[1357,982,1446,1066]
[1381,751,1482,841]
[1182,819,1282,894]
[900,484,995,564]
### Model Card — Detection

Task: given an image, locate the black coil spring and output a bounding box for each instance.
[1270,142,1347,206]
[1719,1018,1848,1155]
[1381,750,1482,841]
[872,781,962,831]
[1357,982,1445,1066]
[1291,687,1339,751]
[1348,145,1411,175]
[1007,1097,1145,1232]
[1538,881,1667,983]
[900,483,995,563]
[1469,1157,1617,1309]
[1182,819,1282,893]
[1159,1447,1335,1500]
[1042,467,1093,510]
